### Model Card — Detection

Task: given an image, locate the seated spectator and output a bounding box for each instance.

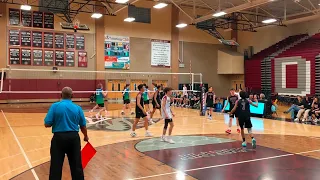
[254,94,259,102]
[90,93,95,103]
[295,96,312,122]
[249,94,254,101]
[215,98,223,112]
[284,96,304,120]
[260,93,273,117]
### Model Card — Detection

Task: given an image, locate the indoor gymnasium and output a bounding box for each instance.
[0,0,320,179]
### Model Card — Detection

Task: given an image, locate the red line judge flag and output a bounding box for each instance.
[81,142,97,168]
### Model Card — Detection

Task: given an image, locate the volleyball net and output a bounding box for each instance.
[0,68,203,102]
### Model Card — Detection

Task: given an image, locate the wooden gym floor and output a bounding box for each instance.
[0,103,320,180]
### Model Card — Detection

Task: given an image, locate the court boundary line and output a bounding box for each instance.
[1,110,39,180]
[128,148,320,180]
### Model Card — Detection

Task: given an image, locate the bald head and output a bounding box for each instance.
[62,87,73,99]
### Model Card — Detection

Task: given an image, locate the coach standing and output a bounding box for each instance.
[44,87,88,180]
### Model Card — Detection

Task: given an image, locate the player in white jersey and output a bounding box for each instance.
[160,87,175,144]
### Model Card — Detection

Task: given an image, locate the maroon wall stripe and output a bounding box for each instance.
[285,64,298,88]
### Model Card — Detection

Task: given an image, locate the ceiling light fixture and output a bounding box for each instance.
[176,23,187,28]
[115,0,129,3]
[91,13,103,19]
[124,17,135,22]
[262,18,277,23]
[20,5,31,11]
[213,11,226,17]
[153,3,168,9]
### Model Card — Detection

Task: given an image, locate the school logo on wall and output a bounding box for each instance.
[273,56,311,96]
[85,116,161,131]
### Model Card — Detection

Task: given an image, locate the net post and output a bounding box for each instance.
[0,68,4,93]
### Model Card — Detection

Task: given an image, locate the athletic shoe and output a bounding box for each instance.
[160,136,167,142]
[149,120,154,124]
[145,132,153,137]
[242,141,247,147]
[225,129,231,134]
[237,128,240,133]
[209,116,212,120]
[294,118,299,122]
[130,132,137,137]
[167,138,175,144]
[252,138,257,149]
[302,118,306,122]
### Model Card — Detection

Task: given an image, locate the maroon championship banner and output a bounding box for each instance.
[78,51,87,67]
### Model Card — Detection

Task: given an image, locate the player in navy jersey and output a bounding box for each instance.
[230,91,258,148]
[205,87,215,120]
[130,84,152,137]
[150,85,162,121]
[222,88,240,134]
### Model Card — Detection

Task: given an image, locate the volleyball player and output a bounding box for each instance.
[121,84,134,115]
[143,84,151,113]
[205,87,215,120]
[229,91,258,148]
[150,85,161,121]
[89,84,107,120]
[143,84,154,124]
[130,84,153,137]
[222,88,241,134]
[161,87,175,144]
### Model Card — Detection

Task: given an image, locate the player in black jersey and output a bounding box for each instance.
[230,91,258,148]
[222,88,240,134]
[150,85,162,121]
[205,87,215,120]
[130,84,153,138]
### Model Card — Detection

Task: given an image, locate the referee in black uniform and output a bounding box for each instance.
[44,87,89,180]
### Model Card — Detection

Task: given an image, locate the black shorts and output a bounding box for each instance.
[136,112,147,119]
[235,111,239,118]
[124,99,130,104]
[152,101,161,109]
[238,116,252,129]
[165,119,173,123]
[144,100,150,105]
[97,103,104,107]
[206,103,214,108]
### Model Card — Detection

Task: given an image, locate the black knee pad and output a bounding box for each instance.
[164,120,169,129]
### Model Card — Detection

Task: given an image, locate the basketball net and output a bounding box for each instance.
[73,19,80,32]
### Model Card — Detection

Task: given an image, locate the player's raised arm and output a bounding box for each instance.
[249,100,258,107]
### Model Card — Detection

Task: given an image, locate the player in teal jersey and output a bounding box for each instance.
[90,84,107,120]
[143,85,151,113]
[121,84,134,115]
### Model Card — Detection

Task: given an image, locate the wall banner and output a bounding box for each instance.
[151,39,171,67]
[104,35,130,69]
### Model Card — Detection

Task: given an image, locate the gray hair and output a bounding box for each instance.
[62,87,73,99]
